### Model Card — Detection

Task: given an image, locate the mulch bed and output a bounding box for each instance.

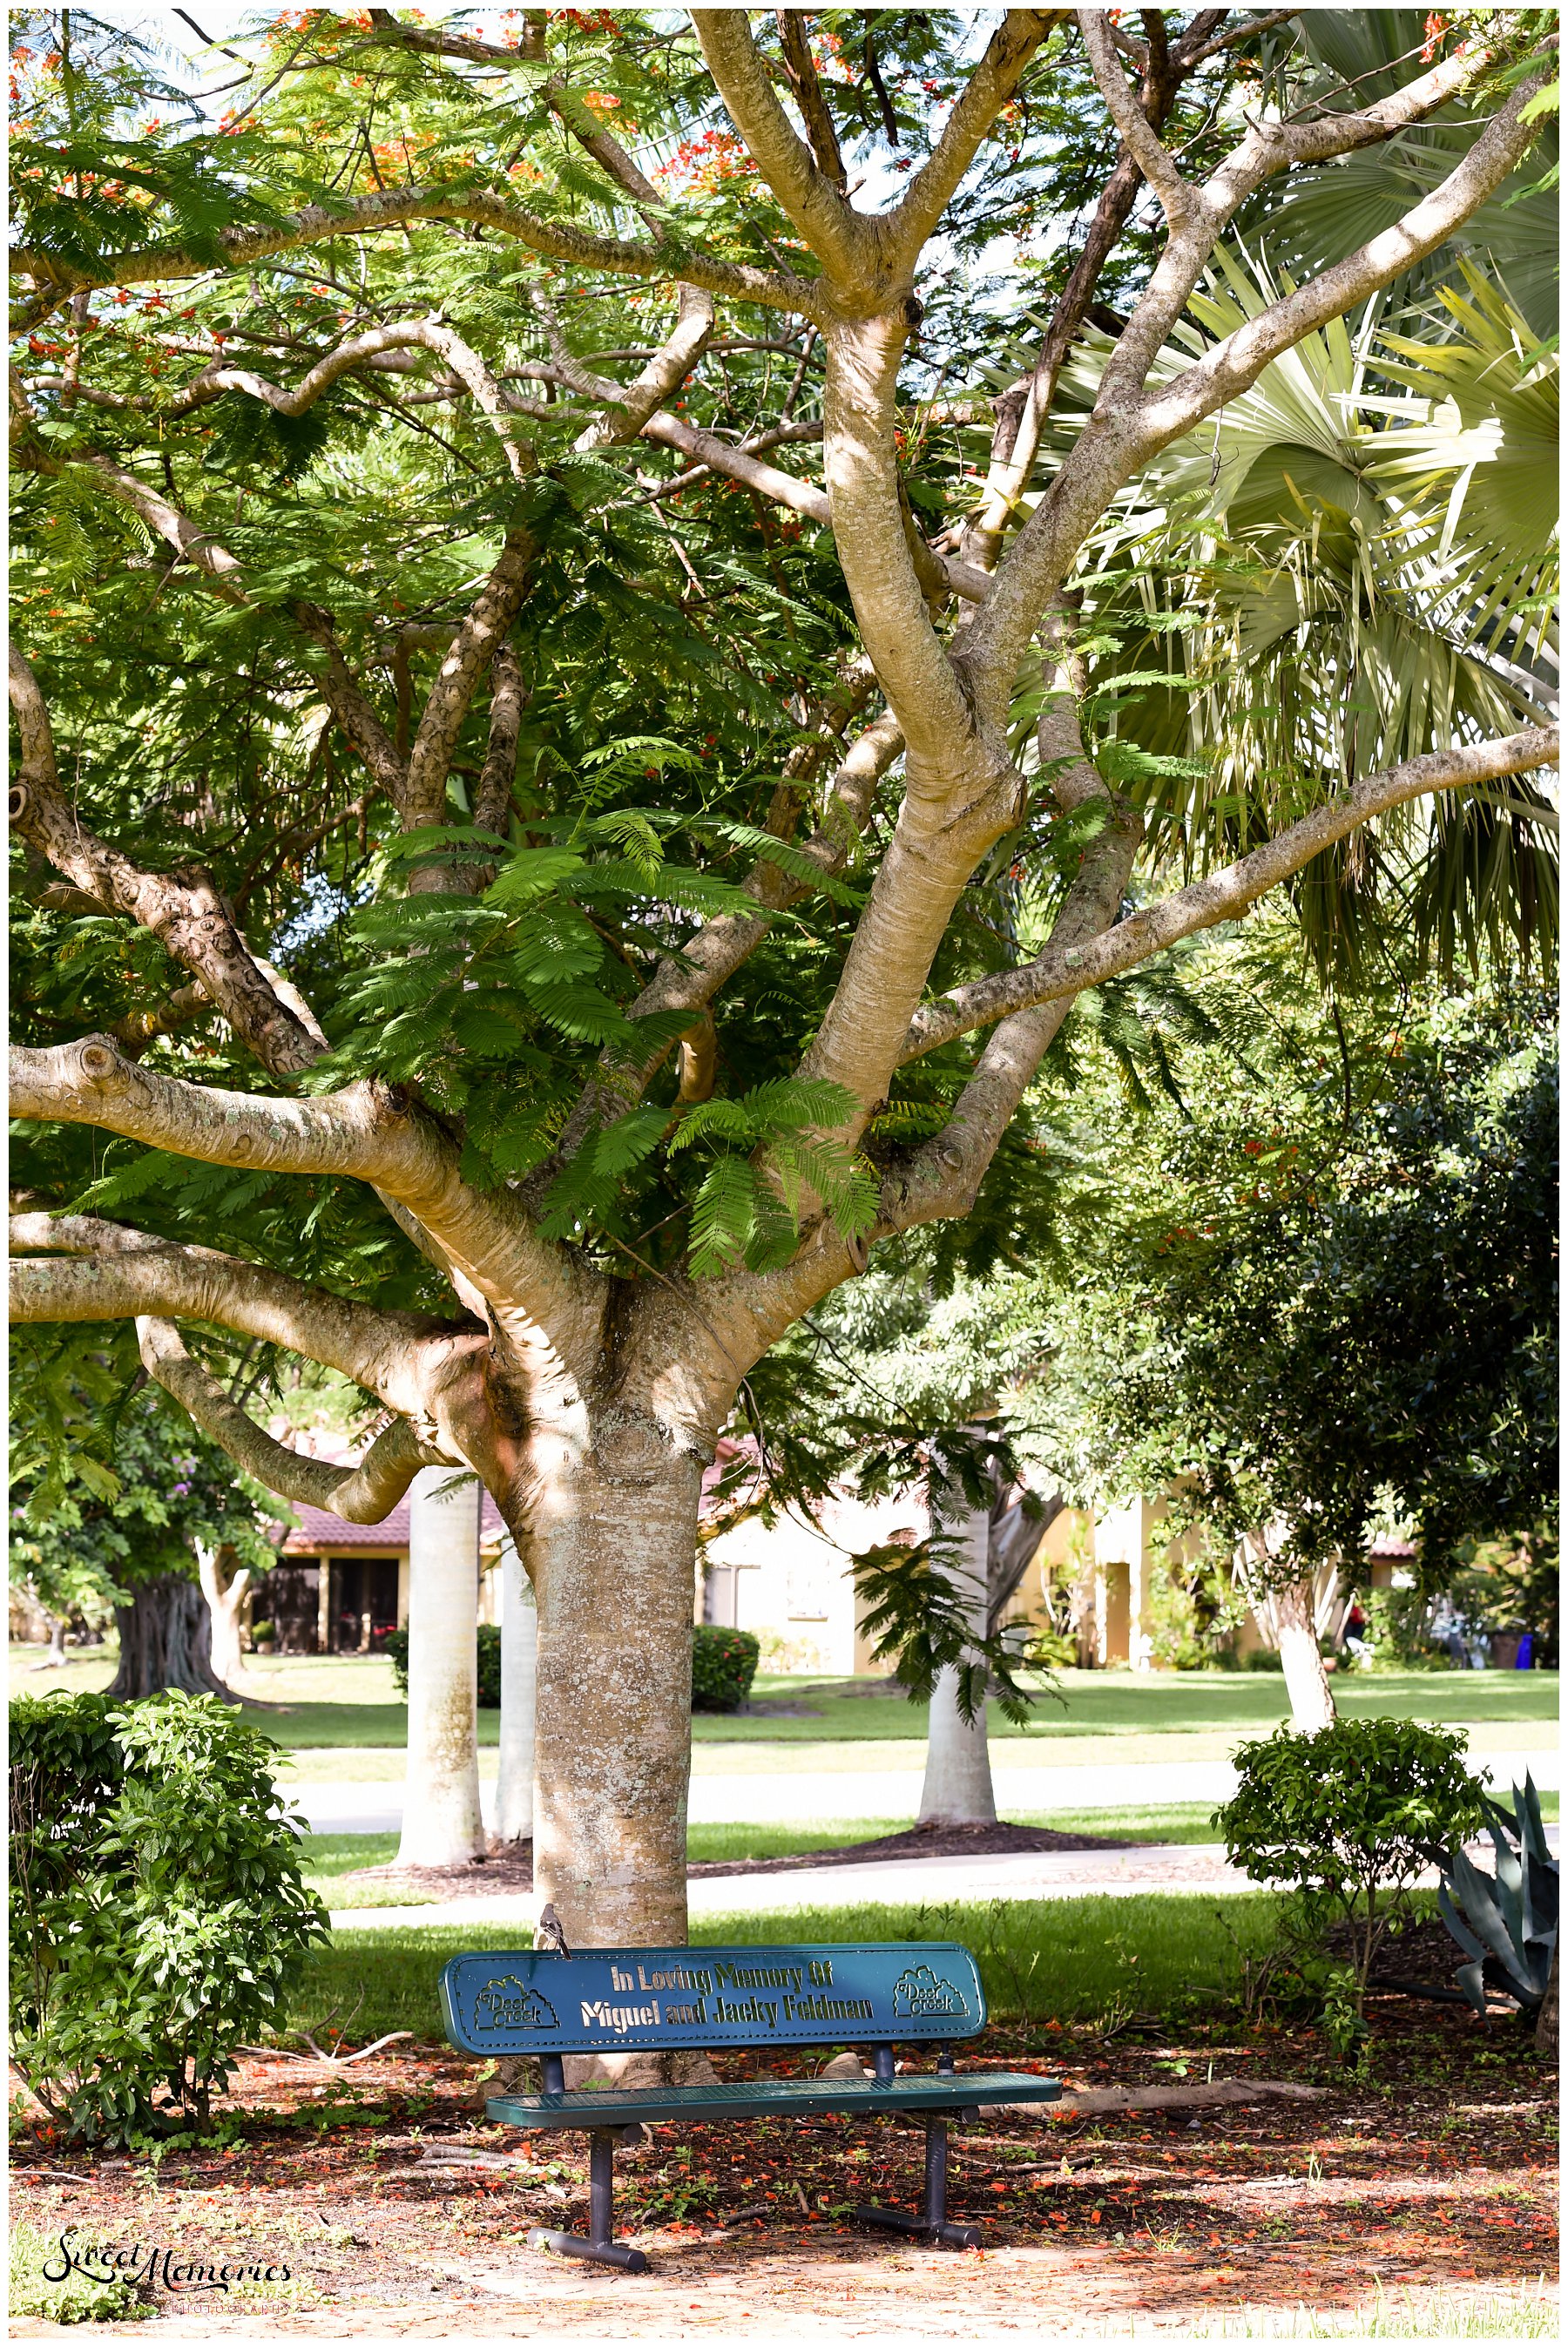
[10,2006,1556,2334]
[335,1818,1138,1901]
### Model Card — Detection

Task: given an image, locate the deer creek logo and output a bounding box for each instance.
[472,1976,558,2032]
[892,1964,970,2021]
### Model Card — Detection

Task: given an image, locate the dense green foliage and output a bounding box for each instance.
[1217,1716,1488,2011]
[1023,984,1558,1608]
[9,1690,327,2143]
[8,10,1556,1474]
[690,1624,760,1714]
[10,1380,285,1628]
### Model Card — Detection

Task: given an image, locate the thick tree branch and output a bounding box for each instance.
[1079,9,1193,221]
[291,605,410,810]
[9,1214,467,1413]
[902,729,1560,1059]
[574,286,714,451]
[137,1318,446,1521]
[406,525,536,843]
[9,644,322,1079]
[693,11,871,289]
[821,311,980,766]
[964,45,1552,711]
[884,11,1071,267]
[8,1040,607,1374]
[776,10,847,191]
[11,185,823,330]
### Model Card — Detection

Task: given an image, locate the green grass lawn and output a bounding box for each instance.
[300,1789,1557,1904]
[301,1803,1247,1897]
[17,1646,1555,1750]
[285,1890,1289,2042]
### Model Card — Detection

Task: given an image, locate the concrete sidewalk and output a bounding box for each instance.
[297,1742,1559,1837]
[327,1821,1559,1933]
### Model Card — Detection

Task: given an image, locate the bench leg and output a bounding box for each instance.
[528,2128,649,2275]
[854,2118,980,2252]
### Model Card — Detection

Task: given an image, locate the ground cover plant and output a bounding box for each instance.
[10,7,1557,1945]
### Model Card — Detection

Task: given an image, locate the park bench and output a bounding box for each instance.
[441,1939,1060,2272]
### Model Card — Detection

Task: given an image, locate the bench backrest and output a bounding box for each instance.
[441,1941,986,2059]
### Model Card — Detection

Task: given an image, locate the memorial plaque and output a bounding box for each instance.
[441,1942,987,2057]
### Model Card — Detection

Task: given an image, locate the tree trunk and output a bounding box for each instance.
[1535,1944,1558,2063]
[1274,1574,1337,1732]
[397,1468,484,1868]
[104,1572,238,1701]
[495,1533,536,1845]
[196,1542,254,1691]
[29,1615,69,1671]
[531,1436,701,1948]
[918,1498,997,1827]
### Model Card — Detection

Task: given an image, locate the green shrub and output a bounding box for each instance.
[1216,1716,1489,2014]
[692,1625,760,1713]
[383,1625,501,1705]
[249,1619,275,1644]
[8,2221,151,2324]
[9,1691,328,2145]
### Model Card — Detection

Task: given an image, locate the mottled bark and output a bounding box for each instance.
[531,1431,702,1948]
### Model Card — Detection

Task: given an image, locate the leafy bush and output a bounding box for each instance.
[384,1625,501,1706]
[1216,1717,1489,2014]
[1437,1773,1558,2020]
[692,1625,760,1713]
[9,1691,328,2144]
[249,1619,275,1645]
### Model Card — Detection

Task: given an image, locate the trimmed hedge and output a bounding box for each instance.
[384,1623,501,1707]
[692,1625,760,1714]
[384,1623,759,1713]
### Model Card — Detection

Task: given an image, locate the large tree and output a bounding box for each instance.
[1028,981,1559,1724]
[9,1373,283,1699]
[9,9,1558,1945]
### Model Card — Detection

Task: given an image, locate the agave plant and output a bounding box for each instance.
[1436,1773,1559,2020]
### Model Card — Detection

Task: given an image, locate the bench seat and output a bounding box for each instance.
[443,1938,1058,2269]
[487,2069,1061,2130]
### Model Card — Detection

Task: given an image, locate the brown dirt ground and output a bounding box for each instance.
[9,2003,1557,2338]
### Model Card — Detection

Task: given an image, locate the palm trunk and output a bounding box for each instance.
[918,1498,997,1827]
[397,1468,484,1868]
[105,1571,237,1701]
[495,1533,536,1845]
[1274,1575,1336,1732]
[531,1438,701,1947]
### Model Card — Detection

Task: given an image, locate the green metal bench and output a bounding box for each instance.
[441,1939,1060,2272]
